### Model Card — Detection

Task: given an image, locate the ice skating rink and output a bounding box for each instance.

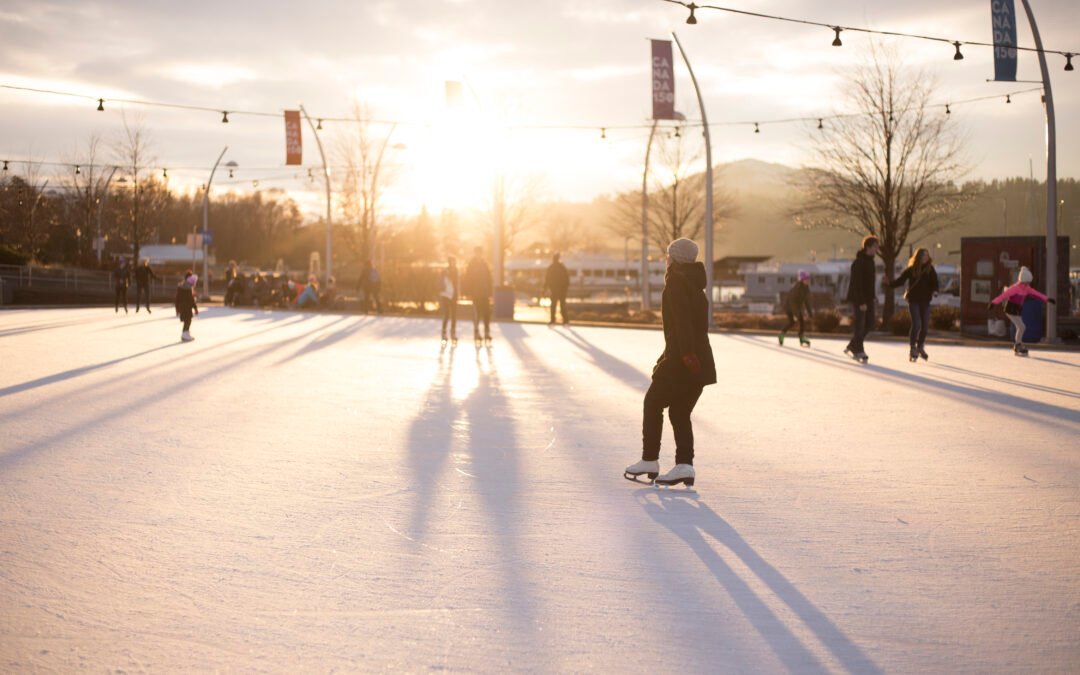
[2,307,1078,673]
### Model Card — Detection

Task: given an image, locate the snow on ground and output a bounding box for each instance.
[1,306,1078,673]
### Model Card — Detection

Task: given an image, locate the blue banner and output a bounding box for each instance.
[991,0,1018,81]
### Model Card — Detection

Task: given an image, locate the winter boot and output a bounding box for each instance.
[654,464,695,488]
[623,459,659,483]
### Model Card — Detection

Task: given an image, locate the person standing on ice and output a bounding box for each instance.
[133,258,158,313]
[174,270,199,342]
[778,270,814,347]
[463,246,493,345]
[439,256,459,345]
[625,238,716,488]
[544,252,570,325]
[989,265,1055,356]
[884,247,939,361]
[113,256,131,314]
[844,235,880,363]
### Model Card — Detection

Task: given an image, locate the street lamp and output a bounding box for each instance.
[198,147,232,301]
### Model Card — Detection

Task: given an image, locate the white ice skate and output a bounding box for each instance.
[623,459,659,484]
[181,331,194,342]
[654,464,695,490]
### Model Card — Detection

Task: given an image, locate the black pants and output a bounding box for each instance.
[473,297,491,338]
[440,297,457,338]
[135,284,151,312]
[846,302,874,354]
[908,301,930,352]
[642,376,704,466]
[550,294,568,324]
[114,285,128,312]
[180,314,192,332]
[782,309,806,339]
[366,284,382,314]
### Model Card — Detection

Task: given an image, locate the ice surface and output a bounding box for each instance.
[1,307,1078,672]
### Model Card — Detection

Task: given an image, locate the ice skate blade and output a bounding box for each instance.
[654,476,695,488]
[624,471,657,484]
[654,481,696,493]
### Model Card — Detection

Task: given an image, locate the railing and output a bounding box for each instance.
[0,264,177,300]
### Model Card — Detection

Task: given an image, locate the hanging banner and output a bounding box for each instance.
[284,110,302,165]
[991,0,1018,81]
[651,39,676,120]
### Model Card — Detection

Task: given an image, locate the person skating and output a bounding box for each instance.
[885,247,939,361]
[133,258,158,313]
[624,238,716,489]
[174,270,199,342]
[844,235,880,363]
[113,257,131,314]
[361,261,383,314]
[439,256,459,345]
[544,252,570,325]
[779,270,814,347]
[463,246,493,345]
[989,265,1055,356]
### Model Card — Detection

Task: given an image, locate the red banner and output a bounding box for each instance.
[651,40,676,120]
[284,110,302,165]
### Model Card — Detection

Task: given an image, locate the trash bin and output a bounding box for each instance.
[493,285,515,320]
[1007,299,1045,343]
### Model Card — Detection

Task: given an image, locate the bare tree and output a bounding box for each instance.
[611,128,736,255]
[336,103,397,265]
[69,134,116,265]
[488,170,545,275]
[793,47,971,323]
[112,115,158,264]
[17,157,51,261]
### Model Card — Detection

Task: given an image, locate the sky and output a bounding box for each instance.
[0,0,1077,217]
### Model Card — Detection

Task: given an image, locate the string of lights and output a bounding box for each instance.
[663,0,1077,70]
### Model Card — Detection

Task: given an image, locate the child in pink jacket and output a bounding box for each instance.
[989,266,1056,356]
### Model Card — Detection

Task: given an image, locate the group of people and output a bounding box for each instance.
[112,257,159,314]
[438,246,495,345]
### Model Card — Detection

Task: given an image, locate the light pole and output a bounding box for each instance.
[672,31,714,328]
[1018,0,1058,342]
[199,147,231,301]
[300,105,332,283]
[95,166,118,265]
[641,120,658,311]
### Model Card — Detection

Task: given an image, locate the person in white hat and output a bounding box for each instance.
[989,265,1055,356]
[174,270,200,342]
[624,238,716,489]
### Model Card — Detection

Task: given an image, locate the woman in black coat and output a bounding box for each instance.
[174,271,199,342]
[885,248,938,361]
[625,238,716,489]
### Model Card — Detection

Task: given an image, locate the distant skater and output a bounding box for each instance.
[464,246,493,345]
[989,265,1055,357]
[439,256,459,345]
[844,235,880,363]
[175,270,199,342]
[113,257,131,314]
[884,248,939,362]
[625,238,716,489]
[133,258,158,313]
[544,252,570,325]
[778,270,814,347]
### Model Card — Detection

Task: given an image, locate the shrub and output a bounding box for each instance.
[813,309,841,333]
[0,244,30,266]
[931,305,960,331]
[890,310,911,336]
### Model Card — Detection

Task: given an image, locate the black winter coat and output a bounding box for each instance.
[134,265,157,286]
[463,257,492,299]
[174,284,198,320]
[846,250,877,305]
[654,262,717,387]
[784,281,813,315]
[544,262,570,296]
[113,264,130,289]
[886,264,938,304]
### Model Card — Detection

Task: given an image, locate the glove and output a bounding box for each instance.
[195,308,200,315]
[681,353,702,376]
[1048,298,1056,305]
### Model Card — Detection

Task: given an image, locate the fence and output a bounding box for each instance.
[0,264,179,304]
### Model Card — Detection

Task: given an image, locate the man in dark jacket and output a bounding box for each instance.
[113,257,131,314]
[544,252,570,325]
[844,235,880,362]
[463,246,493,344]
[625,238,716,488]
[133,258,158,313]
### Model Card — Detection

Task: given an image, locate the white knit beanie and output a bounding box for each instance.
[667,238,699,264]
[1018,266,1033,283]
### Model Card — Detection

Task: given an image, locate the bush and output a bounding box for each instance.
[0,244,30,266]
[890,310,912,336]
[931,305,960,331]
[813,309,841,333]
